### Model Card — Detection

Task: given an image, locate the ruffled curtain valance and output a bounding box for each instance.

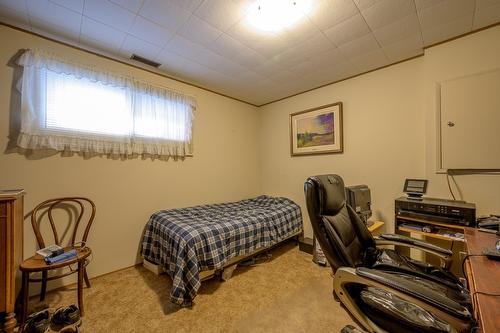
[16,49,196,159]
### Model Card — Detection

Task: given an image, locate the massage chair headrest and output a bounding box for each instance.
[308,174,346,216]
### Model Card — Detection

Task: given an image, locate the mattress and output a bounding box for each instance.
[141,195,303,305]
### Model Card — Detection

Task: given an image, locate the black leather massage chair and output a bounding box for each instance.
[304,174,473,333]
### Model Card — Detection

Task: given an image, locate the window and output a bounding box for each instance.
[16,49,195,159]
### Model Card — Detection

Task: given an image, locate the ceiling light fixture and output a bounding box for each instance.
[246,0,312,33]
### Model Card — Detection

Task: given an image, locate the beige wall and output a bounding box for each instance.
[0,26,261,289]
[260,25,500,238]
[423,26,500,216]
[259,59,426,236]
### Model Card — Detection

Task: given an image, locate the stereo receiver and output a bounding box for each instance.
[395,196,476,227]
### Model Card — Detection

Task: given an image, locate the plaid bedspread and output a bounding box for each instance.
[141,195,303,305]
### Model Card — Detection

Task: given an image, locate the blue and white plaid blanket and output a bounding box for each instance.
[141,195,303,305]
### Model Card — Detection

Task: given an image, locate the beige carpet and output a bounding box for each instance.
[28,242,357,332]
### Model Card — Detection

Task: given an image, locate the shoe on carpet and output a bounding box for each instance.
[49,305,81,331]
[23,309,50,333]
[59,325,80,333]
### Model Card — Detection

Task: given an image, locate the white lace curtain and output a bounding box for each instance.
[16,49,196,159]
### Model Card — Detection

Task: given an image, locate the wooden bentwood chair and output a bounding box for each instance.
[19,197,95,326]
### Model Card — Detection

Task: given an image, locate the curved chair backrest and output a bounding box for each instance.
[304,175,375,272]
[31,197,96,248]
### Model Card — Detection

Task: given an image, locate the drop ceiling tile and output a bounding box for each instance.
[269,49,307,71]
[325,60,360,79]
[50,0,83,12]
[301,66,345,88]
[373,13,420,45]
[81,17,126,49]
[194,0,246,31]
[159,55,213,83]
[179,60,223,82]
[207,33,247,59]
[253,59,291,77]
[382,34,423,62]
[279,17,321,45]
[0,6,30,31]
[244,35,290,59]
[350,48,389,72]
[0,0,27,12]
[268,69,299,84]
[121,34,162,59]
[177,15,222,46]
[473,1,500,29]
[232,47,268,69]
[27,0,81,36]
[139,0,191,32]
[167,0,203,12]
[192,49,247,77]
[30,20,80,43]
[225,19,258,44]
[288,59,322,76]
[128,16,174,47]
[360,0,414,30]
[417,0,474,31]
[234,70,267,84]
[308,47,348,66]
[421,14,472,45]
[324,13,370,46]
[338,33,380,58]
[286,32,336,60]
[240,83,281,104]
[308,0,359,30]
[84,0,135,32]
[304,74,333,89]
[193,68,232,88]
[79,35,124,57]
[414,0,445,11]
[164,34,204,61]
[156,48,189,71]
[353,0,384,11]
[109,0,144,13]
[383,46,422,63]
[290,73,325,91]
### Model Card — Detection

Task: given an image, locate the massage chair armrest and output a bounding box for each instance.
[374,234,452,268]
[337,267,471,319]
[332,267,472,332]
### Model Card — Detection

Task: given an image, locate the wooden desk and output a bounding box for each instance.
[367,220,384,234]
[464,228,500,333]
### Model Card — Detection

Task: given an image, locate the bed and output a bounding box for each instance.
[141,195,303,306]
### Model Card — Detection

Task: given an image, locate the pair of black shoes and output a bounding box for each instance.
[23,305,81,333]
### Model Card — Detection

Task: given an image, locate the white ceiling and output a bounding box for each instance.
[0,0,499,106]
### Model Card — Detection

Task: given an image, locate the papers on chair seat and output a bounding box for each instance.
[36,244,63,258]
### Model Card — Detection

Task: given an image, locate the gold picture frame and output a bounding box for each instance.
[290,102,343,156]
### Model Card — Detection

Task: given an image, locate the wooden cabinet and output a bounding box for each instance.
[0,190,24,333]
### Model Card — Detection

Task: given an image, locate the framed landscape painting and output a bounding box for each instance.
[290,102,343,156]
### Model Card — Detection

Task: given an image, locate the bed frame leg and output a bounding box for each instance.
[221,264,237,281]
